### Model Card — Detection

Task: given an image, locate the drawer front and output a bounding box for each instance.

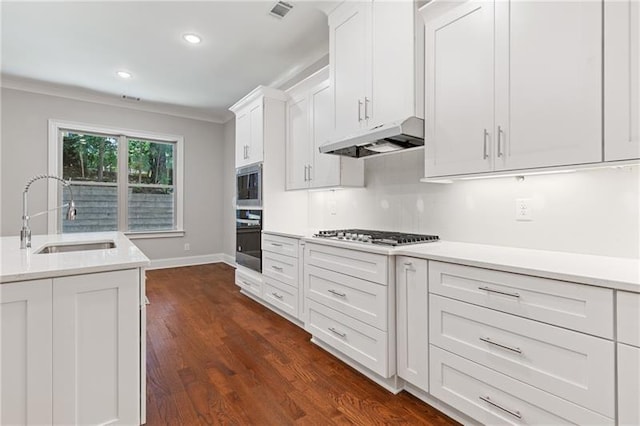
[305,242,388,285]
[618,343,640,426]
[305,264,387,330]
[306,300,390,377]
[263,251,298,288]
[617,291,640,347]
[429,261,614,338]
[430,295,615,418]
[262,234,299,257]
[235,269,262,298]
[263,277,298,318]
[430,346,613,425]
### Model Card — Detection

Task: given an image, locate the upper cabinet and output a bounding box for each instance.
[231,86,287,168]
[329,0,423,141]
[285,67,364,190]
[604,0,640,161]
[423,0,603,178]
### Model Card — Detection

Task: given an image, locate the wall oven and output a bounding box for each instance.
[236,209,262,273]
[236,163,262,208]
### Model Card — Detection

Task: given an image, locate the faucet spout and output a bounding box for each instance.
[20,174,77,249]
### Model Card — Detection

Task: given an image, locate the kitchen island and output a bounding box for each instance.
[0,232,149,425]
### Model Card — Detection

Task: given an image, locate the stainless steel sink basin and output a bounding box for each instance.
[35,241,116,254]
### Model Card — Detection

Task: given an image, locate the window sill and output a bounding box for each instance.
[125,230,185,240]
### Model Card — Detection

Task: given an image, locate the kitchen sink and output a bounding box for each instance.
[35,241,116,254]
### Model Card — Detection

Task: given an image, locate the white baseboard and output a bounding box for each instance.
[147,253,236,270]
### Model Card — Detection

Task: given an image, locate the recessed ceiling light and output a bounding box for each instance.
[183,33,201,44]
[117,71,132,79]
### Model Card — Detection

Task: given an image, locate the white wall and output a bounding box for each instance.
[1,87,226,261]
[308,150,640,259]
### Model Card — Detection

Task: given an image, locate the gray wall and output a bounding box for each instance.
[222,119,236,258]
[1,87,226,261]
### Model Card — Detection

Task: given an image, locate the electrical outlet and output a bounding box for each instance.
[515,198,533,221]
[184,243,190,251]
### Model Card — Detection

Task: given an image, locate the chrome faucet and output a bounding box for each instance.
[21,174,77,249]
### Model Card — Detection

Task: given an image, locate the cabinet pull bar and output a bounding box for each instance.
[270,243,283,247]
[303,165,307,181]
[271,265,283,271]
[479,396,522,419]
[478,286,520,298]
[308,164,312,181]
[358,100,363,122]
[483,129,489,159]
[497,126,503,157]
[364,97,370,119]
[271,292,283,300]
[328,327,346,338]
[479,337,522,354]
[328,289,347,297]
[241,280,250,286]
[403,261,413,266]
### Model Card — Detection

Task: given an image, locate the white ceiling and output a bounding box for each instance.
[1,1,331,122]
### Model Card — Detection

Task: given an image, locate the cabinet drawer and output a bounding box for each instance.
[618,343,640,426]
[263,277,298,318]
[262,234,299,257]
[617,291,640,347]
[306,300,390,377]
[305,264,387,330]
[430,346,613,425]
[263,251,298,288]
[235,269,262,298]
[429,261,614,338]
[430,295,615,418]
[305,242,388,285]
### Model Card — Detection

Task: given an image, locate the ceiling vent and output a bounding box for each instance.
[269,1,293,19]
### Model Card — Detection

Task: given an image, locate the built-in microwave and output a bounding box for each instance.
[236,163,262,208]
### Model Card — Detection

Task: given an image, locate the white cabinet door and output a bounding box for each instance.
[310,80,340,188]
[286,94,311,190]
[618,343,640,426]
[0,279,53,426]
[495,1,602,171]
[425,1,494,177]
[604,0,640,161]
[330,1,371,137]
[249,101,264,164]
[396,257,429,392]
[53,269,140,426]
[235,111,250,167]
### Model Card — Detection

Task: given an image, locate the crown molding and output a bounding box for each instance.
[0,74,232,124]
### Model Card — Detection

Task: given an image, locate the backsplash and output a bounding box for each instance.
[308,150,640,258]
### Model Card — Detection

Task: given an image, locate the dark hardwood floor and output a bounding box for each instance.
[145,263,459,425]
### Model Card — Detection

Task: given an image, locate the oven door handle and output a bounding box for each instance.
[236,218,260,226]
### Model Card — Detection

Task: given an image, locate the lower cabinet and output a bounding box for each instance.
[395,256,429,392]
[618,343,640,425]
[0,269,142,426]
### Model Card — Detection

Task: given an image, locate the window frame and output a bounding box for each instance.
[48,119,184,239]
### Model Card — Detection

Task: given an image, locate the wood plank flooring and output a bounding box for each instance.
[145,263,459,425]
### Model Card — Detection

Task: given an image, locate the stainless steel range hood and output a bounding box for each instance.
[319,116,424,158]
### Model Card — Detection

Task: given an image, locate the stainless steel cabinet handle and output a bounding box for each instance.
[364,97,370,120]
[272,292,283,300]
[479,396,522,419]
[403,261,413,266]
[479,337,523,354]
[270,243,282,247]
[497,125,503,157]
[358,99,363,122]
[241,280,250,286]
[483,129,489,159]
[246,145,249,159]
[308,164,312,181]
[328,327,346,338]
[478,286,520,298]
[304,165,308,181]
[271,265,283,271]
[328,289,346,297]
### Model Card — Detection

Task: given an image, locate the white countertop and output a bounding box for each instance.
[0,232,150,283]
[303,237,640,292]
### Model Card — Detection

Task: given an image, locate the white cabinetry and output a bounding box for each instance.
[1,279,53,426]
[231,86,287,168]
[329,0,422,140]
[0,269,142,426]
[617,291,640,425]
[605,0,640,161]
[262,233,303,322]
[395,256,428,392]
[423,0,602,178]
[285,67,363,190]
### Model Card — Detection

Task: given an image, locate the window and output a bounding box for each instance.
[49,120,184,237]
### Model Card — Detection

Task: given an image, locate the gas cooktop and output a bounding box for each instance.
[314,229,439,246]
